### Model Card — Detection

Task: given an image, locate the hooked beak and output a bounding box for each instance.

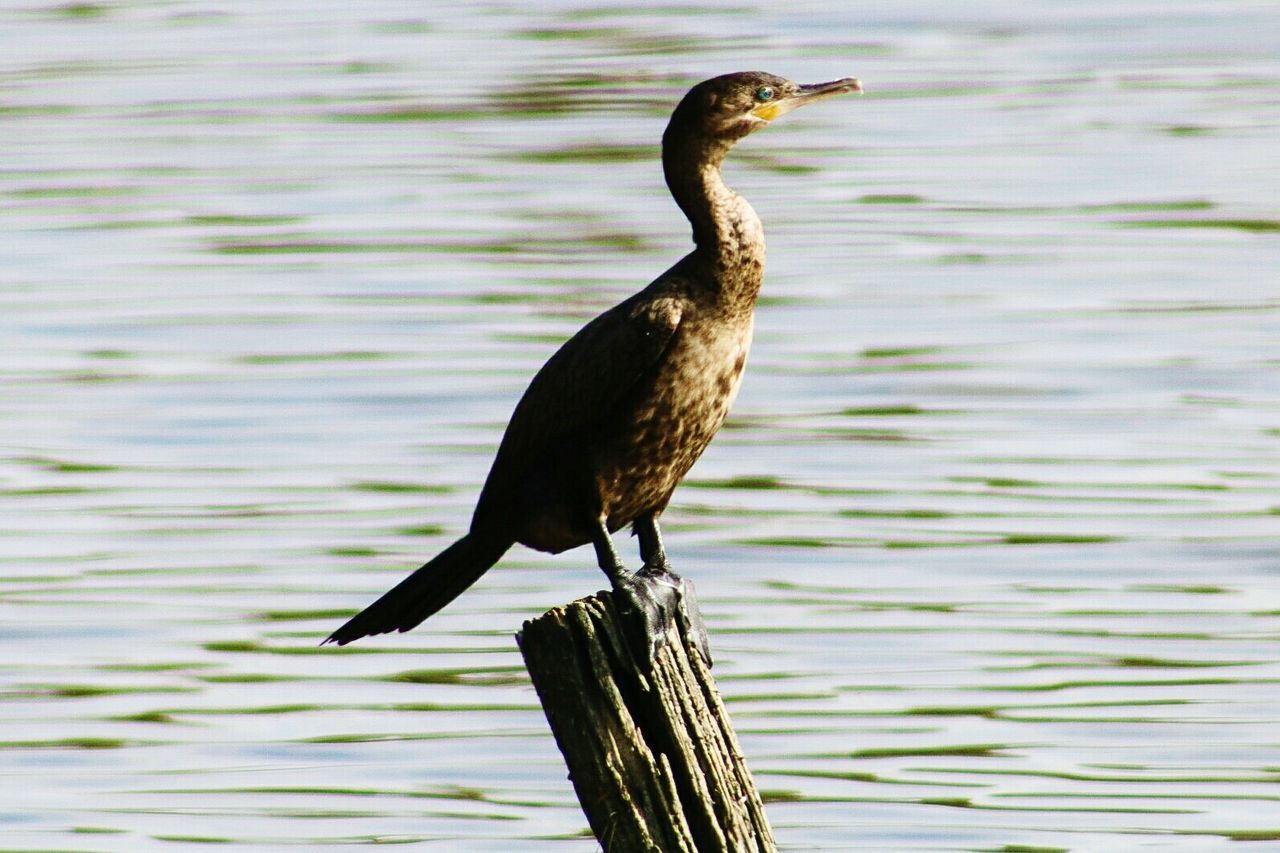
[751,77,863,121]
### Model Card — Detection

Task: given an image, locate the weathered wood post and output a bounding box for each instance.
[517,589,776,852]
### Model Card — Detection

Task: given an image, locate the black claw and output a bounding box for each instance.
[612,565,713,669]
[670,572,713,667]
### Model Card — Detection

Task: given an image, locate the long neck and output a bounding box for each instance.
[662,131,766,302]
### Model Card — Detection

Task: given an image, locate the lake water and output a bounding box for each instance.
[3,1,1278,850]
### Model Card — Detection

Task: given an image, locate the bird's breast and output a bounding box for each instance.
[596,312,754,524]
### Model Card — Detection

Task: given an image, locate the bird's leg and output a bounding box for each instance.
[591,516,674,668]
[633,513,712,667]
[635,511,671,573]
[591,516,628,584]
[593,517,665,665]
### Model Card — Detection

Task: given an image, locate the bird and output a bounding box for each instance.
[326,71,862,663]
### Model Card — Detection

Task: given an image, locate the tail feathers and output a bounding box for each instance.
[325,533,512,646]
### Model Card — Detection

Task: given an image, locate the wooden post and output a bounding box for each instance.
[517,590,776,853]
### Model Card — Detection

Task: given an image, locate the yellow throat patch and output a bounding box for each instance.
[750,103,781,121]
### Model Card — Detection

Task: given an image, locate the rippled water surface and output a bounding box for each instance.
[3,1,1279,850]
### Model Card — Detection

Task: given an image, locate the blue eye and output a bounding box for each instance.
[755,86,775,102]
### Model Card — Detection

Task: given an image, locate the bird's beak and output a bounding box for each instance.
[751,77,863,121]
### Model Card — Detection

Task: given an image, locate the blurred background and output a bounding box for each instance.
[2,1,1278,850]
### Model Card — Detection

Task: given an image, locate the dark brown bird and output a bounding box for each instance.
[326,71,861,660]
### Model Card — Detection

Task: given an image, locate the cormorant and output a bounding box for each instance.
[326,71,862,662]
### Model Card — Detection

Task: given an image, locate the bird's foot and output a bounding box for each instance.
[612,562,712,669]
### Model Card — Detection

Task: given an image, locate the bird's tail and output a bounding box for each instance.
[324,533,513,646]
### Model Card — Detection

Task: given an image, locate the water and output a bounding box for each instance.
[3,1,1278,850]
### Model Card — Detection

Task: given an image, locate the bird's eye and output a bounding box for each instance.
[755,86,775,102]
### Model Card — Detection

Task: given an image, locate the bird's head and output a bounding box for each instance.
[666,71,862,147]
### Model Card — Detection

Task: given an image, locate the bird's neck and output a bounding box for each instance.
[663,138,766,306]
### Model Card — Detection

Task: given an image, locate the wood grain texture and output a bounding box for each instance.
[518,591,775,852]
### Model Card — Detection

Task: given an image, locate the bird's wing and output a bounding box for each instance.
[474,286,685,509]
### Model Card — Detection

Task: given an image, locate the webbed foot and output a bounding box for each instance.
[612,562,713,669]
